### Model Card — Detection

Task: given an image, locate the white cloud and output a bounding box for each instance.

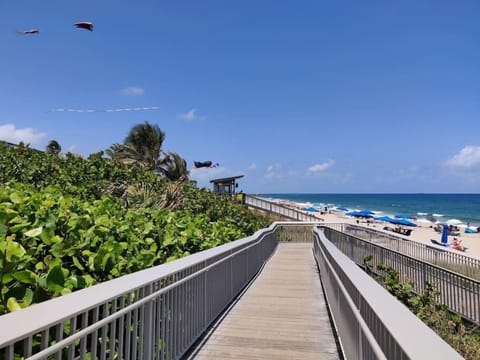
[308,160,335,173]
[0,123,46,144]
[189,166,226,183]
[446,146,480,169]
[178,108,206,121]
[265,163,282,179]
[120,86,145,96]
[248,163,257,171]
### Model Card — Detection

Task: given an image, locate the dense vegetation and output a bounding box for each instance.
[364,256,480,359]
[0,129,268,315]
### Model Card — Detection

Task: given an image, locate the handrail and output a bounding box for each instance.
[313,227,462,359]
[321,225,480,324]
[340,223,480,279]
[314,230,387,359]
[0,222,466,359]
[26,233,272,360]
[0,225,268,345]
[0,223,280,359]
[244,194,321,222]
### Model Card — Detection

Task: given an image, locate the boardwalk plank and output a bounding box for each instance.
[191,243,340,359]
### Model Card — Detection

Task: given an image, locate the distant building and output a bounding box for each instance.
[210,175,244,195]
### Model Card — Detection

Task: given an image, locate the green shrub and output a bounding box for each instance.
[0,143,269,314]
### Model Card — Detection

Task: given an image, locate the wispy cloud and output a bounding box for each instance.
[248,163,257,171]
[446,146,480,169]
[120,86,145,96]
[307,160,335,174]
[265,163,282,179]
[189,166,227,185]
[0,123,46,144]
[178,108,206,121]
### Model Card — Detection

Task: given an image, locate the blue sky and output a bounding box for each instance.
[1,1,479,193]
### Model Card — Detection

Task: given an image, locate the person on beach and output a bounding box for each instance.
[452,237,464,251]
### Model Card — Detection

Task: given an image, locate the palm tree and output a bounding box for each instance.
[161,152,189,182]
[107,122,166,171]
[45,140,61,156]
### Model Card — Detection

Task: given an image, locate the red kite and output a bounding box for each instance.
[74,22,94,31]
[18,29,39,35]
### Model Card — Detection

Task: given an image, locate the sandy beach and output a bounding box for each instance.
[316,210,480,260]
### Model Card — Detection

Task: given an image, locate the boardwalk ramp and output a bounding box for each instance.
[191,243,340,359]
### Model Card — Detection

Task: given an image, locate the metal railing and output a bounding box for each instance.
[0,225,278,360]
[275,224,317,242]
[321,225,480,324]
[339,223,480,280]
[244,195,321,222]
[313,227,462,359]
[0,222,465,360]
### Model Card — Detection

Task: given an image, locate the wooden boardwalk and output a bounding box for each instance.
[191,243,340,359]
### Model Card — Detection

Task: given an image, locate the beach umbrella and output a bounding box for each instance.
[346,211,373,218]
[396,219,417,227]
[441,224,449,244]
[303,206,319,212]
[465,227,478,234]
[375,216,394,222]
[388,218,417,227]
[361,209,375,215]
[337,206,349,211]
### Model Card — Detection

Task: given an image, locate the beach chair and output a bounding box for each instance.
[430,239,448,247]
[427,244,446,253]
[403,229,413,236]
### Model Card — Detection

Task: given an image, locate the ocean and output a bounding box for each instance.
[259,193,480,227]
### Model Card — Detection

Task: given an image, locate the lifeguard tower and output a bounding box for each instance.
[210,175,244,195]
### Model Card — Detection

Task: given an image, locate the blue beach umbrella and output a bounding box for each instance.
[441,224,449,244]
[361,209,375,215]
[465,227,478,234]
[346,211,374,218]
[375,216,394,222]
[303,206,319,212]
[395,218,417,227]
[337,206,349,211]
[388,218,417,227]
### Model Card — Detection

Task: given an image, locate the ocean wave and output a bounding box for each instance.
[417,212,428,216]
[417,218,433,223]
[433,213,444,217]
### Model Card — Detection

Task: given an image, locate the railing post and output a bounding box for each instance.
[204,261,208,331]
[230,253,234,299]
[143,284,153,360]
[422,261,427,295]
